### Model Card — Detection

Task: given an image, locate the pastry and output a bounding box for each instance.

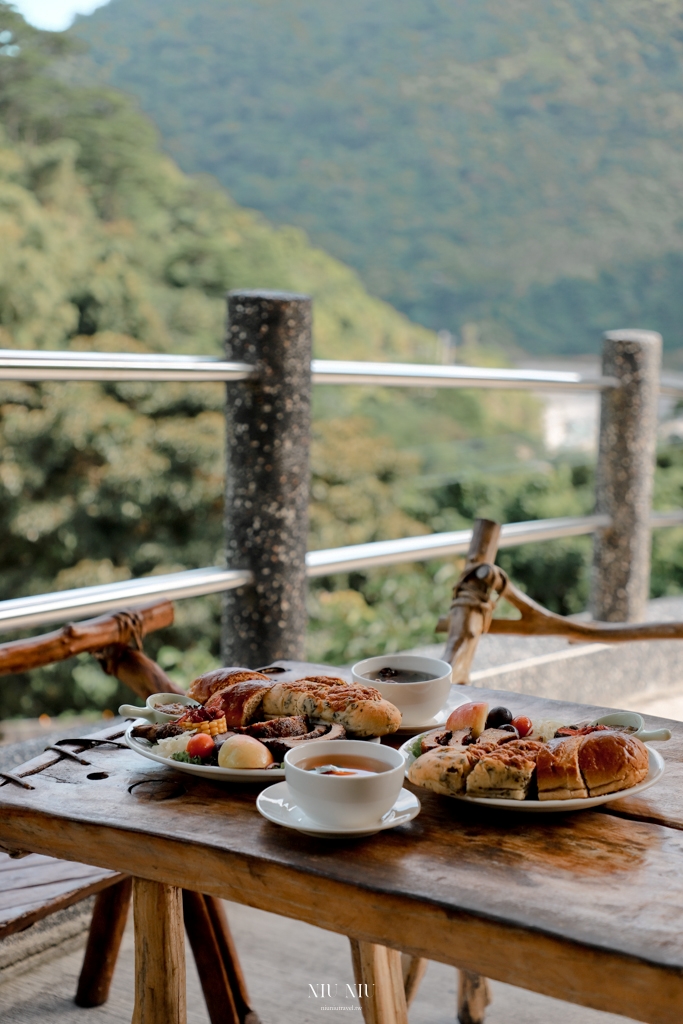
[205,679,274,728]
[187,668,271,704]
[259,676,401,737]
[465,747,538,800]
[578,731,648,797]
[536,735,588,800]
[407,746,472,795]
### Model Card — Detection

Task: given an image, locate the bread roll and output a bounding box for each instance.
[187,668,270,704]
[407,746,472,795]
[260,675,401,737]
[579,731,648,797]
[205,680,273,728]
[536,735,588,801]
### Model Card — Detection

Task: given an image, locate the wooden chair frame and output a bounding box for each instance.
[0,601,259,1024]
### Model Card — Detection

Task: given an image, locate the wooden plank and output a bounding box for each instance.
[0,851,121,939]
[132,877,186,1024]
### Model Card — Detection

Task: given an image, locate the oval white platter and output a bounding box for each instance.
[399,733,665,813]
[125,722,285,781]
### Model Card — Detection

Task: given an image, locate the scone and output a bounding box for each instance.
[407,746,473,796]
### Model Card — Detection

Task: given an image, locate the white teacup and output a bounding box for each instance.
[352,654,452,727]
[284,739,405,829]
[118,691,199,724]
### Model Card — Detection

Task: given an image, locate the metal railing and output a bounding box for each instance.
[0,311,679,650]
[2,511,682,633]
[0,348,660,392]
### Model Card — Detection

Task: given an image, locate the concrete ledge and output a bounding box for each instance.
[411,594,683,706]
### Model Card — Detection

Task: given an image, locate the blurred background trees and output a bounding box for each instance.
[1,4,682,719]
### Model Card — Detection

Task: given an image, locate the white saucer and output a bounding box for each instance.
[396,708,449,735]
[256,782,421,837]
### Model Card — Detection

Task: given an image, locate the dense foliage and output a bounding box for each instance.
[75,0,683,353]
[1,7,683,721]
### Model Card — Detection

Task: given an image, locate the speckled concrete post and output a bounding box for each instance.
[591,329,662,622]
[222,290,312,666]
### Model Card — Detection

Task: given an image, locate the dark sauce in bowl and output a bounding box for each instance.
[365,667,439,684]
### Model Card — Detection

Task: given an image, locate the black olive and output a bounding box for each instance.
[485,706,513,729]
[498,724,519,735]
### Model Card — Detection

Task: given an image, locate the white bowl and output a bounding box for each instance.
[352,654,452,727]
[284,739,405,829]
[118,691,199,724]
[592,711,672,743]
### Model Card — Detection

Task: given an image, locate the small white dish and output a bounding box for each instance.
[399,733,665,813]
[119,692,199,724]
[592,711,672,743]
[125,721,285,781]
[257,781,420,837]
[352,654,452,727]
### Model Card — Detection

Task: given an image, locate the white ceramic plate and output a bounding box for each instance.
[399,733,665,813]
[256,781,421,837]
[125,722,286,781]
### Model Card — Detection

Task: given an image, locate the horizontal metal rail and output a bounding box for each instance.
[0,568,252,633]
[0,350,255,383]
[312,360,618,392]
[0,350,621,391]
[305,515,613,576]
[2,512,682,634]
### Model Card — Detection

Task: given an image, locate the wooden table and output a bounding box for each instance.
[2,661,683,1024]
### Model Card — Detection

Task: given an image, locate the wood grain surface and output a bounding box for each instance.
[0,601,173,676]
[75,876,132,1008]
[3,663,683,1022]
[132,878,186,1024]
[0,851,121,939]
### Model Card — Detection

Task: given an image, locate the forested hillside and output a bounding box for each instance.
[0,6,544,717]
[2,6,683,721]
[74,0,683,354]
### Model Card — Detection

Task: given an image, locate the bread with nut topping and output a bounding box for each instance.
[260,675,401,736]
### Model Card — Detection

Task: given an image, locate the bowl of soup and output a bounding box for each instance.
[352,654,452,727]
[284,739,406,828]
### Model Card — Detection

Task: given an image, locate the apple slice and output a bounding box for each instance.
[446,702,489,739]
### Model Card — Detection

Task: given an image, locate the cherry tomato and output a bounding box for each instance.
[186,733,215,759]
[511,715,533,738]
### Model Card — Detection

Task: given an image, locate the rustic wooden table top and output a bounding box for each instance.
[2,661,683,1023]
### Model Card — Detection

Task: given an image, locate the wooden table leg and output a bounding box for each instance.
[457,970,491,1024]
[183,891,259,1024]
[350,939,409,1024]
[132,877,186,1024]
[75,877,132,1007]
[401,954,428,1008]
[203,894,260,1023]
